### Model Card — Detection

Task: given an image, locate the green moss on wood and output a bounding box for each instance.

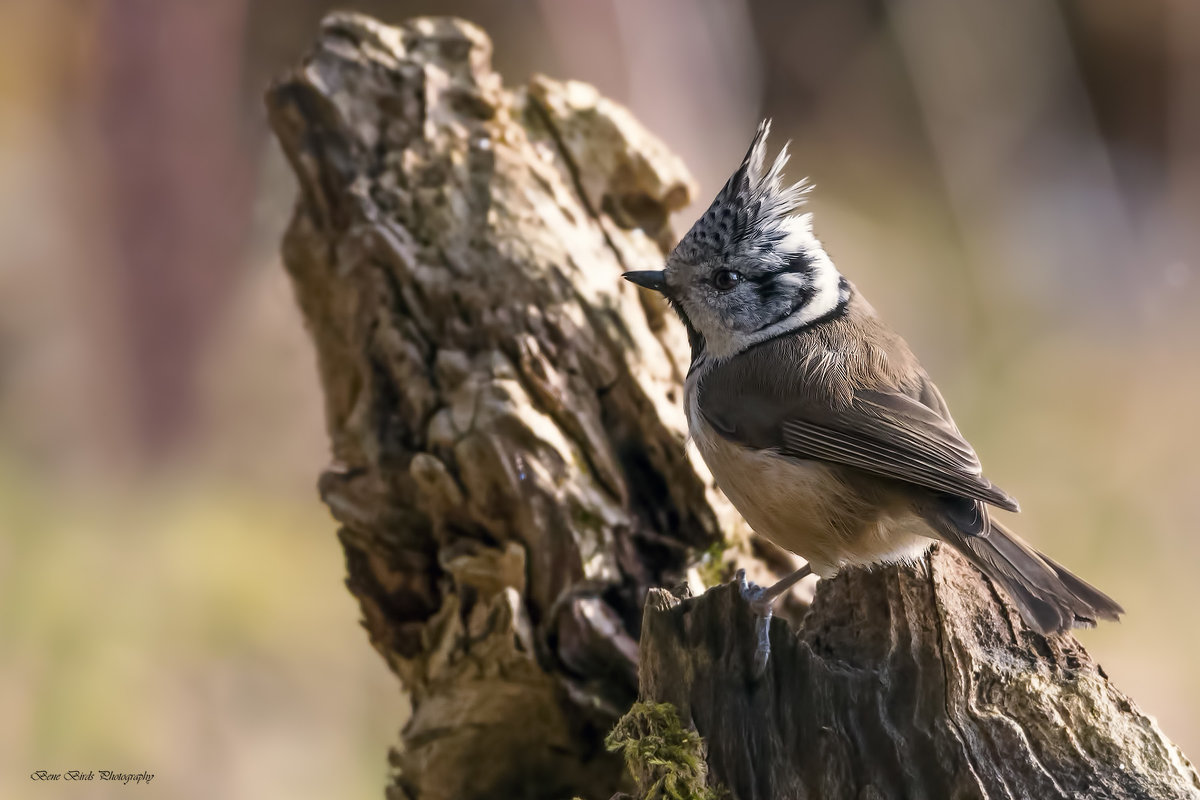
[605,701,722,800]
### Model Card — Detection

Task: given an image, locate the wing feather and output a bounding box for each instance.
[697,336,1020,515]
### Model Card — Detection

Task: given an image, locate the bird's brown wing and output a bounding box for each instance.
[697,338,1019,515]
[779,385,1019,512]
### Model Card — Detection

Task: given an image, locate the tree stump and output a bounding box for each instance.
[638,549,1200,799]
[265,12,1199,800]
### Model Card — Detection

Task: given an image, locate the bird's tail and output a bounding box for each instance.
[939,519,1123,635]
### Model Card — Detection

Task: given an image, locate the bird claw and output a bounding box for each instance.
[736,569,774,677]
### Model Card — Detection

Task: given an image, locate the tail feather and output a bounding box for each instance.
[1041,550,1124,624]
[937,518,1123,635]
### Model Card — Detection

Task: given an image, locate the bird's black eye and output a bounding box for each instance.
[713,269,741,291]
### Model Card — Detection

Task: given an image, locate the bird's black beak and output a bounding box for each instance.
[622,270,668,294]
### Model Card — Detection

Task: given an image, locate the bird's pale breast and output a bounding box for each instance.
[687,379,933,577]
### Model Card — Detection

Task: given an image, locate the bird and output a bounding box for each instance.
[623,121,1122,669]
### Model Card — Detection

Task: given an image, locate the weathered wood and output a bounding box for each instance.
[266,12,1198,800]
[265,12,776,800]
[638,547,1200,800]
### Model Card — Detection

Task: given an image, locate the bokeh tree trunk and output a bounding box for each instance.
[97,0,253,457]
[266,12,1199,800]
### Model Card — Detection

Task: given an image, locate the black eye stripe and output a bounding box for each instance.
[750,282,814,331]
[760,279,811,306]
[741,253,812,287]
[780,251,811,274]
[747,269,804,288]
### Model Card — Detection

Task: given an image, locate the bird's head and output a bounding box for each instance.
[624,121,847,363]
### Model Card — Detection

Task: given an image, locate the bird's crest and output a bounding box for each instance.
[673,120,813,269]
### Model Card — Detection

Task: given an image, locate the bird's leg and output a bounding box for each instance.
[737,564,813,677]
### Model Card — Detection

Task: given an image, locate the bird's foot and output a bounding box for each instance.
[736,569,775,678]
[736,564,814,678]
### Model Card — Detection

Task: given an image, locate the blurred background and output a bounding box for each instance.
[3,1,1198,797]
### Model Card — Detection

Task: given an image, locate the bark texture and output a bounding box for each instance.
[266,12,1198,800]
[639,550,1200,800]
[265,12,768,800]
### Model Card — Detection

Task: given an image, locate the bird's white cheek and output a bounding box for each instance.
[795,250,841,324]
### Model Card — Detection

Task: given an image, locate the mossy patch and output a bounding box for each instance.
[695,539,731,589]
[605,701,723,800]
